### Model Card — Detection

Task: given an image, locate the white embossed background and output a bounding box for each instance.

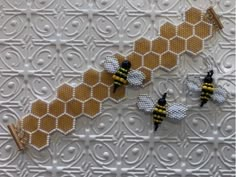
[0,0,235,177]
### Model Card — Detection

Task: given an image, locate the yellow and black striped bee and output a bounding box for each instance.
[137,93,188,131]
[103,56,145,93]
[187,70,227,107]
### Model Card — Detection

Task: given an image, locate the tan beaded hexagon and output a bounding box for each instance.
[66,99,83,117]
[93,83,109,101]
[185,7,202,25]
[84,99,101,118]
[114,53,125,64]
[143,52,160,69]
[100,71,113,87]
[169,37,186,54]
[40,115,56,134]
[30,130,48,150]
[161,52,177,70]
[139,67,152,84]
[22,114,39,133]
[57,114,74,134]
[57,84,73,102]
[187,36,203,54]
[177,22,193,39]
[126,52,142,69]
[152,37,168,54]
[83,68,100,86]
[160,22,176,39]
[109,85,126,102]
[31,100,48,117]
[74,84,92,101]
[134,38,151,55]
[195,21,211,39]
[49,99,65,117]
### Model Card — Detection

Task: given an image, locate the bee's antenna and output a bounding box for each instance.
[162,92,167,99]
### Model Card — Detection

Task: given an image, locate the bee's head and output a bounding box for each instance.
[121,60,131,70]
[158,93,167,106]
[204,70,214,83]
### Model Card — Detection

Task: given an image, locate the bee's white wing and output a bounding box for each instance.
[137,94,155,113]
[186,78,201,92]
[127,70,145,86]
[211,86,227,104]
[103,56,119,73]
[167,103,188,120]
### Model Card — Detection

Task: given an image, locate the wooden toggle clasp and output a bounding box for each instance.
[7,124,26,151]
[206,7,223,30]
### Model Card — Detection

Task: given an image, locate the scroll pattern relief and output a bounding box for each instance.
[7,7,223,150]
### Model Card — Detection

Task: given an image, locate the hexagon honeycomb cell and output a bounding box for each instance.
[100,70,113,87]
[57,114,74,134]
[185,7,202,25]
[31,100,47,117]
[187,36,203,54]
[66,99,83,117]
[139,67,152,84]
[49,99,65,117]
[177,22,193,39]
[127,52,142,69]
[160,22,176,39]
[93,83,109,101]
[195,21,212,39]
[30,130,48,150]
[74,84,92,101]
[109,85,126,102]
[161,52,177,70]
[143,52,160,69]
[22,114,39,133]
[169,37,186,54]
[152,37,168,54]
[83,68,100,86]
[134,38,151,55]
[84,99,101,118]
[40,115,56,134]
[57,84,73,102]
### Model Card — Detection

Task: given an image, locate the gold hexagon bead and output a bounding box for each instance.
[161,52,177,70]
[100,70,114,87]
[143,52,160,69]
[152,37,168,54]
[195,21,212,39]
[66,99,83,117]
[40,115,56,134]
[22,114,39,133]
[30,130,48,150]
[177,22,193,39]
[187,36,203,55]
[185,7,202,25]
[31,100,48,117]
[126,52,142,69]
[57,114,75,134]
[114,53,125,64]
[138,67,152,85]
[84,99,101,118]
[134,38,151,55]
[160,22,176,39]
[169,37,186,54]
[83,68,100,86]
[93,83,109,101]
[48,99,65,117]
[109,85,126,102]
[57,84,73,102]
[74,84,92,101]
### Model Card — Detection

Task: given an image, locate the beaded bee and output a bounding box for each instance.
[186,70,227,107]
[137,93,188,131]
[103,56,145,93]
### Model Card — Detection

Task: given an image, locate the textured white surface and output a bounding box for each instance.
[0,0,235,177]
